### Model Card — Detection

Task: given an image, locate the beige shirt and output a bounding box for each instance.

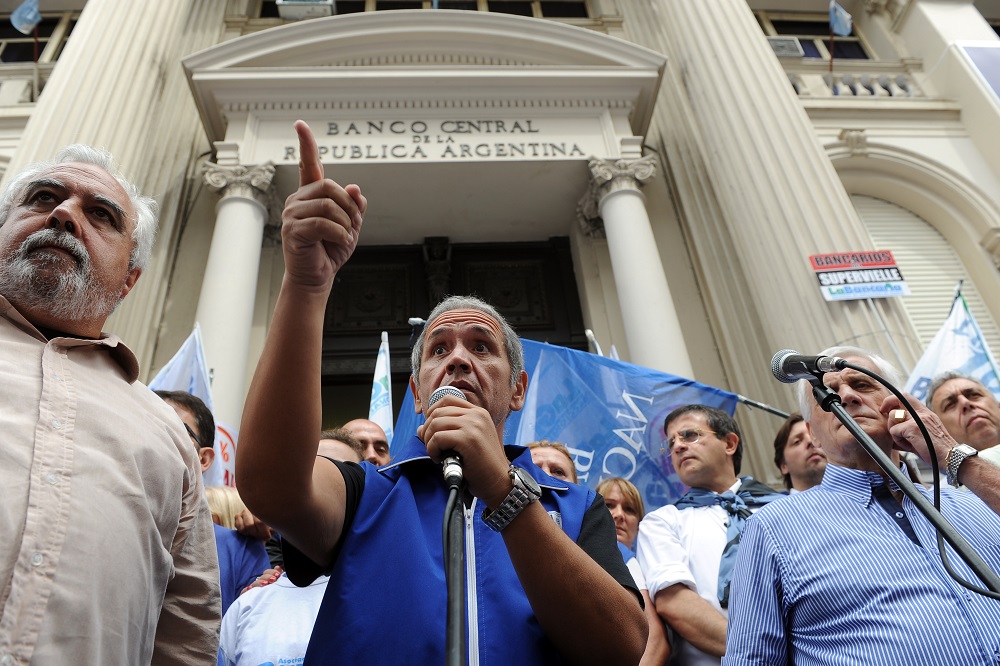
[0,296,220,665]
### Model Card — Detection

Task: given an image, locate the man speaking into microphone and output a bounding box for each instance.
[237,121,645,666]
[724,345,1000,666]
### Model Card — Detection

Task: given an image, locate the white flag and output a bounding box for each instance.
[149,325,237,487]
[369,331,394,445]
[905,296,1000,402]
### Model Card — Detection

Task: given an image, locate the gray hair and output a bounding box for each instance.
[797,346,902,422]
[410,295,524,387]
[0,144,158,270]
[926,371,984,411]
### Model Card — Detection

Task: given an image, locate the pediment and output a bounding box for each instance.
[183,11,666,142]
[187,10,664,70]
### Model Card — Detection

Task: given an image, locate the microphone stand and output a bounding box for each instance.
[810,378,1000,593]
[443,482,466,666]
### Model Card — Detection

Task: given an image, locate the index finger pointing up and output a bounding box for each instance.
[295,120,324,187]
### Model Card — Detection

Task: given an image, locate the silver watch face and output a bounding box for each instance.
[512,466,542,498]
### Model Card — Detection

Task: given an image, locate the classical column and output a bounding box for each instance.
[196,162,276,428]
[579,156,694,377]
[620,0,923,480]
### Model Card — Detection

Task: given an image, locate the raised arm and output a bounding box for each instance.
[883,393,1000,514]
[237,121,367,568]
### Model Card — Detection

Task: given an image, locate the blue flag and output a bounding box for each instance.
[11,0,41,36]
[391,339,738,510]
[905,295,1000,402]
[829,1,853,37]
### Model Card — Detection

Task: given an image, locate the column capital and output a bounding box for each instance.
[577,155,658,238]
[202,162,276,206]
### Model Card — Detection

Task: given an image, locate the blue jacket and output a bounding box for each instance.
[304,438,597,665]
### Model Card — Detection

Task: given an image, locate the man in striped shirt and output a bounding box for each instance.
[724,346,1000,665]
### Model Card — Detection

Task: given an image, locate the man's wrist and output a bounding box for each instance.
[947,444,979,486]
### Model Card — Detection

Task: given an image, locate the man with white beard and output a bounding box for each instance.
[0,145,220,665]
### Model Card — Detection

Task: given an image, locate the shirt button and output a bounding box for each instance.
[895,512,904,518]
[51,419,62,430]
[1,654,14,666]
[46,472,59,485]
[30,553,43,566]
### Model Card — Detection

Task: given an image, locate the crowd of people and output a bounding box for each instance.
[2,123,999,665]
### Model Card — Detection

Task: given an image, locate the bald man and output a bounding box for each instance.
[343,418,390,466]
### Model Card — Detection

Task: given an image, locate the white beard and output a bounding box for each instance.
[0,228,122,324]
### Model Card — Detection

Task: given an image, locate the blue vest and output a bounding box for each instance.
[304,439,595,665]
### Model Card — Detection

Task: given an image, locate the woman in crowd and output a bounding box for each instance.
[597,477,670,666]
[526,440,578,482]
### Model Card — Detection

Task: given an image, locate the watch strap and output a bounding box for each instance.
[947,444,978,486]
[482,466,541,532]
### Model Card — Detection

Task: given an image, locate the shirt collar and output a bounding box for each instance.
[820,462,909,504]
[0,294,140,382]
[383,436,571,492]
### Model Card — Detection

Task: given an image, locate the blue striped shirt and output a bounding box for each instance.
[723,463,1000,666]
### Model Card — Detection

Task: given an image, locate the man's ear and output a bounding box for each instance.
[409,375,423,414]
[724,432,740,457]
[508,370,529,412]
[779,461,789,476]
[120,266,142,299]
[199,447,215,474]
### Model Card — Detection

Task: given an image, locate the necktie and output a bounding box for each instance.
[674,477,784,607]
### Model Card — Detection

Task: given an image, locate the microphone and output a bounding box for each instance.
[771,349,848,384]
[428,386,467,489]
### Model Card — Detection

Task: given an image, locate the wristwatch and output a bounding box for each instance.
[482,465,542,532]
[947,444,979,487]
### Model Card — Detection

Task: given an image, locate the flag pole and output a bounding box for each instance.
[951,278,964,309]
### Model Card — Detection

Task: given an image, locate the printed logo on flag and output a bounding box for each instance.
[906,296,1000,403]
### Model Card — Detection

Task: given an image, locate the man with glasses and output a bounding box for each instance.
[637,405,782,666]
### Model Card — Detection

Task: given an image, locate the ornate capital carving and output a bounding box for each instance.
[865,0,900,16]
[838,129,868,157]
[203,162,276,206]
[576,155,658,238]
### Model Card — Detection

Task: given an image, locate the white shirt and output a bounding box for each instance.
[626,556,646,591]
[636,479,742,666]
[980,444,1000,467]
[220,573,329,666]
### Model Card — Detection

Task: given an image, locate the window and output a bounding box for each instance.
[0,12,77,64]
[261,0,588,18]
[853,194,1000,352]
[757,12,870,61]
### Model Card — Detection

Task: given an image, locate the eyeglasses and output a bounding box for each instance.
[183,423,201,451]
[667,428,716,450]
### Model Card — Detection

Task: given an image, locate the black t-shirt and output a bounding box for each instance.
[284,458,641,605]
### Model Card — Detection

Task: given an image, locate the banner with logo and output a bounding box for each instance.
[391,339,738,510]
[905,295,1000,402]
[148,325,236,487]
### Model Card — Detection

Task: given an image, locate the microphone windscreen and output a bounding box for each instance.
[770,349,800,384]
[428,385,467,408]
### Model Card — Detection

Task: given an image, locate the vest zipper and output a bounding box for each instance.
[465,499,479,666]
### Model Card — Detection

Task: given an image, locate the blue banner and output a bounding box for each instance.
[10,0,40,36]
[391,339,738,511]
[829,1,853,37]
